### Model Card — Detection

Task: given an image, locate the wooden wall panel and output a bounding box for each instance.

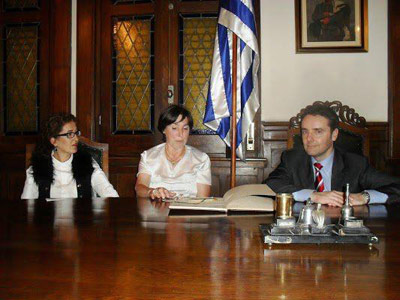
[109,157,139,197]
[0,144,27,201]
[388,0,400,158]
[210,158,267,197]
[77,0,96,139]
[387,159,400,177]
[368,122,389,171]
[261,123,288,178]
[49,0,71,113]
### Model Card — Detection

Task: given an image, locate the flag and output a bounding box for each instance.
[203,0,260,160]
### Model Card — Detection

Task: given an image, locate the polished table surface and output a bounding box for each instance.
[1,198,400,300]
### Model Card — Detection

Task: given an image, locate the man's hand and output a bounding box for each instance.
[310,191,344,207]
[349,193,369,206]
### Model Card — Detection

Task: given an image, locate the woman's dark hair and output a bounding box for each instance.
[34,113,77,157]
[157,105,194,133]
[300,104,339,132]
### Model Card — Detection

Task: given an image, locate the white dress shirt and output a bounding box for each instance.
[21,152,119,199]
[137,143,211,197]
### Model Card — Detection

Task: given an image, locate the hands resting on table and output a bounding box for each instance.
[310,191,368,207]
[146,187,369,208]
[148,187,176,200]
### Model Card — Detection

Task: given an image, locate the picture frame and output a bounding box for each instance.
[295,0,368,53]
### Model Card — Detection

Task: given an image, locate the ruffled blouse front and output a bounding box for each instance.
[137,143,211,197]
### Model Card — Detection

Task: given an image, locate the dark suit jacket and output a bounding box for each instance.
[265,148,400,201]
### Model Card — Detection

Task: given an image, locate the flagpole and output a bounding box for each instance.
[204,0,259,190]
[230,33,238,189]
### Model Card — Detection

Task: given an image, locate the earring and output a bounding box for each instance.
[54,147,58,152]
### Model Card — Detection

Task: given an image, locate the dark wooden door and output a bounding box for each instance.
[0,0,72,200]
[94,0,263,196]
[0,0,50,200]
[97,0,261,158]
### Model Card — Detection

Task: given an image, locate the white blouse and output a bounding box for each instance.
[137,143,211,197]
[21,152,119,199]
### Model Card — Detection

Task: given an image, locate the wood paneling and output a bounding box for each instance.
[387,158,400,177]
[49,0,71,113]
[0,1,51,137]
[210,158,267,197]
[388,0,400,158]
[0,144,28,201]
[0,0,72,201]
[77,0,96,139]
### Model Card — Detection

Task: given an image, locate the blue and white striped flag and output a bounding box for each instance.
[203,0,260,160]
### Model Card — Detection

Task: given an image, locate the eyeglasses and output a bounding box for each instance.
[56,130,81,139]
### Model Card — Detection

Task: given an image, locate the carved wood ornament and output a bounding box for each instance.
[289,101,367,128]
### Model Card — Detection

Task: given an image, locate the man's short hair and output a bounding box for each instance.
[300,104,339,131]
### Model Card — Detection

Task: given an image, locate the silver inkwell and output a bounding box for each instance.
[261,183,379,246]
[337,184,374,238]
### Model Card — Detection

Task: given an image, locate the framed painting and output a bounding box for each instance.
[295,0,368,53]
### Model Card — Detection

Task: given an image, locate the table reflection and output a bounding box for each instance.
[0,198,395,299]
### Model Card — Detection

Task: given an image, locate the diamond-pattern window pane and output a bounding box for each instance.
[112,0,153,5]
[112,16,154,133]
[4,0,40,11]
[2,24,39,134]
[179,14,217,133]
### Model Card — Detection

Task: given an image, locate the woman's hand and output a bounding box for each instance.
[149,187,175,200]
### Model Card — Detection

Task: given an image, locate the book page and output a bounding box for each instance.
[223,184,275,202]
[168,197,228,212]
[224,184,275,212]
[168,184,275,212]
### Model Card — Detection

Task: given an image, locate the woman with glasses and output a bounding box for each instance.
[21,113,118,199]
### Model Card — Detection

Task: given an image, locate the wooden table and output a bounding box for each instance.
[1,198,400,299]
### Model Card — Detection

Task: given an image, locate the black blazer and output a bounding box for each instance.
[264,147,400,201]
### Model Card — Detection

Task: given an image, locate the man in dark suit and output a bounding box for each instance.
[265,104,400,207]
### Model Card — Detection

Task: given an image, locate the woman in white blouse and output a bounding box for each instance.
[21,113,119,199]
[135,105,211,199]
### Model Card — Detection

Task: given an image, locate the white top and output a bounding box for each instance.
[21,152,119,199]
[137,143,211,197]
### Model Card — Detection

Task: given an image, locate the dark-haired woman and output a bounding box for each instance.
[21,113,119,199]
[135,105,211,199]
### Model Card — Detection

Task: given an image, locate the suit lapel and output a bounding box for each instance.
[302,153,314,189]
[331,149,345,191]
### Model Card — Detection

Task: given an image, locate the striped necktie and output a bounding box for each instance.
[314,163,325,192]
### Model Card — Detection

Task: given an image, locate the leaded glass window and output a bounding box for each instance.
[179,14,217,133]
[2,23,39,134]
[3,0,40,11]
[112,16,154,134]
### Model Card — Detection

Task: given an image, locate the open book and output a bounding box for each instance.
[168,184,275,213]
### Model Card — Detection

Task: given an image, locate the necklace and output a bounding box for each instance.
[165,145,186,165]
